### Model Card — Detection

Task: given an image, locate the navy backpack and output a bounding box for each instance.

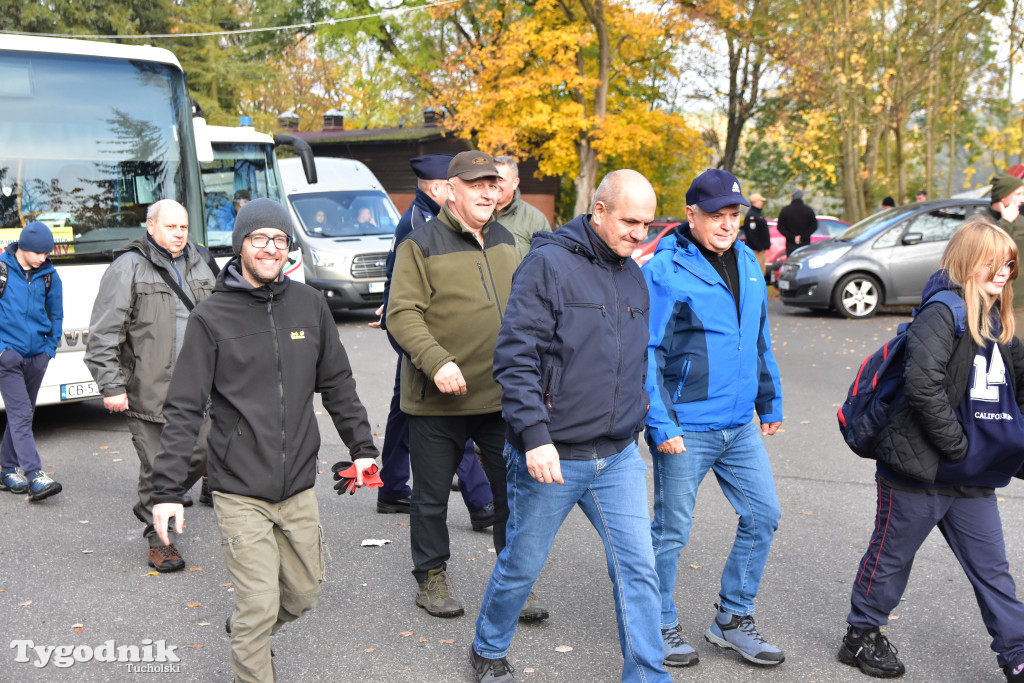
[837,291,967,457]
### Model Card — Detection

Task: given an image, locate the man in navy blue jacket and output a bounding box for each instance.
[470,170,669,683]
[644,169,784,669]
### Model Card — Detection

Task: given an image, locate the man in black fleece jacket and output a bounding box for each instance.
[151,199,379,683]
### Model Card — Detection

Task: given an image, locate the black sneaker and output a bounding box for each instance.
[470,646,514,682]
[1005,662,1024,682]
[376,497,411,514]
[838,625,905,678]
[470,502,496,531]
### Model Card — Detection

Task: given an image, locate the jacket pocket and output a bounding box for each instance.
[673,360,691,402]
[542,363,562,412]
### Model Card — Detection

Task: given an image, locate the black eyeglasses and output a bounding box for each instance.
[247,234,291,250]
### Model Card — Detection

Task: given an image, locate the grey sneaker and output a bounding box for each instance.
[416,568,464,618]
[662,624,699,667]
[470,646,515,682]
[704,605,784,665]
[518,590,549,622]
[0,467,29,494]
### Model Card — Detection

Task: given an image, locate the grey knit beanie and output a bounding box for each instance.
[232,198,293,255]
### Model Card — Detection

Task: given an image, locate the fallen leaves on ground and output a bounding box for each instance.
[689,564,700,569]
[72,624,84,633]
[554,645,573,653]
[186,602,202,608]
[187,567,203,572]
[399,631,415,637]
[185,644,203,649]
[17,600,32,607]
[888,615,900,620]
[363,648,375,653]
[799,510,813,515]
[439,639,455,644]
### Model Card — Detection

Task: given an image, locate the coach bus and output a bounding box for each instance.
[0,35,207,407]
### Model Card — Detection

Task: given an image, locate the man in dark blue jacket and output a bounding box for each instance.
[470,170,669,683]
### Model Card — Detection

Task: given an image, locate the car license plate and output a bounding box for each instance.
[61,381,99,401]
[368,281,385,293]
[778,279,791,291]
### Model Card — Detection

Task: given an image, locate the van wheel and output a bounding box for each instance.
[833,274,881,318]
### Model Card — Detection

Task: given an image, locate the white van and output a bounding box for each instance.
[278,157,399,310]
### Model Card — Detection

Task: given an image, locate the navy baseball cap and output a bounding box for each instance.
[410,154,454,181]
[686,169,750,213]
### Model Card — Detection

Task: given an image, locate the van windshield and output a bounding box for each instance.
[291,191,399,238]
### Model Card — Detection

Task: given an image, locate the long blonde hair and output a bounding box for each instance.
[941,215,1017,345]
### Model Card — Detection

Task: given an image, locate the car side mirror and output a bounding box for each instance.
[901,232,923,246]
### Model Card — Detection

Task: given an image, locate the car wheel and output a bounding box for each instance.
[832,273,881,318]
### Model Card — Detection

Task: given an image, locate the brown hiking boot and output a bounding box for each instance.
[416,568,464,618]
[148,544,185,573]
[519,590,549,622]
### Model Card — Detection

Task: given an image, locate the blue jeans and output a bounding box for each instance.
[650,421,780,626]
[474,442,669,683]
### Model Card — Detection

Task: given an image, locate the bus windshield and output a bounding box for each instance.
[0,50,196,261]
[201,142,282,249]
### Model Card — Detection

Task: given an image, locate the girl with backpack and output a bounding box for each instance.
[839,216,1024,681]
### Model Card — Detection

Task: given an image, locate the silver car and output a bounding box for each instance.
[777,199,990,318]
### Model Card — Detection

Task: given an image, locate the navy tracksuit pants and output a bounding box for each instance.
[0,350,49,475]
[848,476,1024,669]
[377,333,492,512]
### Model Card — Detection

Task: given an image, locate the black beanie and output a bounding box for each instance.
[232,198,293,255]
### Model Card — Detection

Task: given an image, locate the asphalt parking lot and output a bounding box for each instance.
[1,299,1022,682]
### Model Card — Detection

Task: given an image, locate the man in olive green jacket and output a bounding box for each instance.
[493,155,551,260]
[987,173,1024,331]
[387,151,518,619]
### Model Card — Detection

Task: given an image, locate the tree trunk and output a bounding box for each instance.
[573,0,609,216]
[574,137,599,215]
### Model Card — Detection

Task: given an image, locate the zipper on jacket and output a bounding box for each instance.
[481,250,504,321]
[627,306,646,318]
[477,262,491,302]
[543,366,554,409]
[569,303,607,316]
[609,267,623,435]
[267,293,288,501]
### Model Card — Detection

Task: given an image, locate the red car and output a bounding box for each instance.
[632,220,682,267]
[764,216,850,283]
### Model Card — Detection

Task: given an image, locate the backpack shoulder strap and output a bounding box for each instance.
[924,290,967,338]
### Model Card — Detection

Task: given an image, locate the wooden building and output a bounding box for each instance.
[283,111,558,225]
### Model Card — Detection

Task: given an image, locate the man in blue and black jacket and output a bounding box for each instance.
[644,169,785,669]
[470,170,670,683]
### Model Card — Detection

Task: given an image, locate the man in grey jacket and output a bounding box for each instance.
[84,199,216,573]
[493,156,551,260]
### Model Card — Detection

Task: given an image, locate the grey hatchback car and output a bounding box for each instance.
[777,199,990,318]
